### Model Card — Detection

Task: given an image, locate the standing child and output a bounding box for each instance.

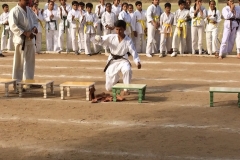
[171,0,190,57]
[112,0,121,19]
[118,3,133,37]
[44,0,58,10]
[101,3,116,54]
[128,4,134,18]
[159,2,174,57]
[184,0,192,54]
[190,0,206,55]
[0,4,13,54]
[67,1,80,55]
[58,0,72,53]
[78,2,85,53]
[205,0,221,56]
[95,0,105,36]
[32,2,44,54]
[146,0,163,57]
[132,1,147,53]
[43,1,59,51]
[81,3,99,56]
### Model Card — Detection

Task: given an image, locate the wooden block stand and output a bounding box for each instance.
[60,82,95,101]
[17,79,54,98]
[209,87,240,107]
[0,79,17,96]
[112,83,147,103]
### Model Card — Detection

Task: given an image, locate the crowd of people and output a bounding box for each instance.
[0,0,239,59]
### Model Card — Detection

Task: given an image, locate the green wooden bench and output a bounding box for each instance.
[112,83,147,103]
[209,87,240,107]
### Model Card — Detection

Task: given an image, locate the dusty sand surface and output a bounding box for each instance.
[1,53,240,160]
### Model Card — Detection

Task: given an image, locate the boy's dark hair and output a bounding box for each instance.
[86,3,93,8]
[106,3,112,7]
[2,4,8,8]
[114,20,126,30]
[165,2,171,8]
[122,2,128,8]
[72,1,79,6]
[49,1,54,5]
[128,4,133,8]
[178,0,186,5]
[135,1,142,6]
[79,1,85,6]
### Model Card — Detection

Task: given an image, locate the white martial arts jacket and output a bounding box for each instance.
[43,9,59,30]
[9,5,38,45]
[146,4,163,27]
[112,4,121,18]
[101,11,116,29]
[205,8,221,32]
[95,4,105,24]
[190,6,207,27]
[173,9,189,26]
[58,4,72,28]
[81,12,98,34]
[0,12,10,31]
[222,6,239,29]
[132,10,147,34]
[118,10,133,34]
[159,12,174,34]
[67,9,81,29]
[34,9,44,33]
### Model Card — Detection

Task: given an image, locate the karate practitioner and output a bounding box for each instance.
[112,0,121,19]
[205,0,221,56]
[184,0,192,54]
[78,2,85,53]
[95,0,105,36]
[132,1,147,53]
[146,0,163,57]
[91,20,141,91]
[9,0,38,82]
[159,2,174,57]
[57,0,72,53]
[219,0,237,59]
[44,0,58,10]
[118,3,133,37]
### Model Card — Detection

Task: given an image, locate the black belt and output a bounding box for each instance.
[227,18,240,31]
[103,54,131,72]
[21,36,26,51]
[62,16,69,33]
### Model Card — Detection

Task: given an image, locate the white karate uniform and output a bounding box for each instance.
[159,12,174,54]
[219,6,238,56]
[67,9,81,52]
[9,5,38,81]
[132,9,147,53]
[112,4,121,19]
[172,9,189,55]
[34,9,44,53]
[146,4,163,55]
[118,10,133,37]
[57,4,72,52]
[190,6,206,54]
[205,8,221,55]
[78,9,85,52]
[82,12,99,55]
[44,3,58,10]
[101,11,116,52]
[95,4,105,35]
[43,9,59,51]
[234,6,240,54]
[91,34,140,91]
[0,12,13,51]
[185,8,192,53]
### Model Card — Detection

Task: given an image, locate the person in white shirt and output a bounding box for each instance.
[44,0,58,10]
[112,0,121,19]
[91,20,141,92]
[184,0,192,54]
[78,2,85,53]
[118,3,133,37]
[57,0,72,53]
[0,4,13,55]
[32,2,44,54]
[43,1,59,52]
[132,1,147,53]
[67,1,80,55]
[128,4,134,19]
[190,0,206,55]
[146,0,163,57]
[101,3,116,55]
[159,2,174,57]
[95,0,105,36]
[81,3,99,56]
[171,0,190,57]
[205,0,221,56]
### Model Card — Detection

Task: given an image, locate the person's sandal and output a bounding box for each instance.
[215,52,219,58]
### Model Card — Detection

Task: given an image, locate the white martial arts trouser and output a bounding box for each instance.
[160,33,172,53]
[46,30,58,51]
[1,30,14,51]
[235,27,240,53]
[78,28,85,52]
[146,24,159,54]
[206,27,219,55]
[12,43,35,82]
[70,28,78,52]
[58,25,72,51]
[135,34,146,53]
[185,23,192,53]
[35,32,42,53]
[85,33,98,55]
[219,27,237,56]
[191,26,203,54]
[105,59,132,91]
[172,28,186,54]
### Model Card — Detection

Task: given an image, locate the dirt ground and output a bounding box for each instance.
[1,53,240,160]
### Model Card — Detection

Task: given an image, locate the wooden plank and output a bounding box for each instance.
[60,81,95,87]
[210,87,240,93]
[0,79,16,84]
[19,79,54,85]
[112,83,147,89]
